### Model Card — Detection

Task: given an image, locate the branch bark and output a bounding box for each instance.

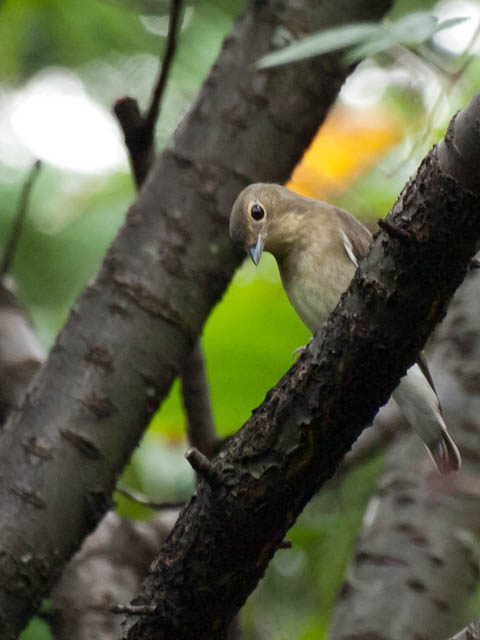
[451,621,480,640]
[180,340,217,459]
[328,268,480,640]
[0,0,394,636]
[0,284,44,423]
[114,1,218,462]
[49,511,176,640]
[119,93,480,639]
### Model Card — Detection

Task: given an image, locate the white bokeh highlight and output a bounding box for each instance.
[2,69,127,174]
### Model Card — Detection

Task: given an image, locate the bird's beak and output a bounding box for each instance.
[248,234,264,266]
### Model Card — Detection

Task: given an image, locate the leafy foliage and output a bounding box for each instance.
[257,12,469,68]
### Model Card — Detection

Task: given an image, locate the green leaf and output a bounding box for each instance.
[257,12,471,71]
[434,16,470,35]
[344,29,395,63]
[388,13,469,49]
[257,22,382,69]
[19,617,52,640]
[389,12,438,47]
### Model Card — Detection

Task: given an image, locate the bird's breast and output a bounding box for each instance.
[279,249,355,334]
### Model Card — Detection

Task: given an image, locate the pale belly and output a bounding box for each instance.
[280,256,355,334]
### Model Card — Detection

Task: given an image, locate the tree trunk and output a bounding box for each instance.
[0,0,393,636]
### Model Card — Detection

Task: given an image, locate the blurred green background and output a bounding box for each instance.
[1,0,479,637]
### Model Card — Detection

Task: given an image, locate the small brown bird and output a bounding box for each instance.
[230,183,461,474]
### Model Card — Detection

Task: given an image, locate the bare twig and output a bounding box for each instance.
[185,447,220,488]
[0,160,41,279]
[116,484,185,511]
[385,28,480,179]
[113,0,183,187]
[180,340,217,459]
[278,540,292,549]
[451,620,480,640]
[110,603,157,616]
[377,218,413,243]
[144,0,183,133]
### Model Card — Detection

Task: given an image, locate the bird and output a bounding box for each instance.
[229,182,461,474]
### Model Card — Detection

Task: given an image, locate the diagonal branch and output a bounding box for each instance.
[450,621,480,640]
[328,268,480,640]
[122,92,480,639]
[0,1,394,635]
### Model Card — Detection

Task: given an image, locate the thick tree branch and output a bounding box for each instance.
[48,511,176,639]
[114,0,218,464]
[121,92,480,639]
[328,269,480,639]
[335,400,406,480]
[0,1,393,635]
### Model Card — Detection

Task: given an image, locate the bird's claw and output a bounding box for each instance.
[292,338,313,361]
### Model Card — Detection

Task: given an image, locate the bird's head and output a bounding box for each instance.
[229,183,304,265]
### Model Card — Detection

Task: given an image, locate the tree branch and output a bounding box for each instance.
[0,1,394,635]
[115,485,185,510]
[334,400,406,480]
[180,340,217,459]
[48,511,175,639]
[121,91,480,639]
[0,160,41,279]
[328,268,480,639]
[0,163,45,422]
[114,0,182,187]
[450,621,480,640]
[114,0,218,464]
[144,0,182,135]
[0,284,45,423]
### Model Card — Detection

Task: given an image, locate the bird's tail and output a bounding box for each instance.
[391,363,461,474]
[428,428,461,475]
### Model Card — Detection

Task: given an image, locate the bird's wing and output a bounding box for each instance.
[333,205,459,473]
[335,207,372,268]
[415,350,439,396]
[335,206,439,396]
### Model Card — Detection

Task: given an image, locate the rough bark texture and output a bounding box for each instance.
[49,511,176,640]
[336,398,405,479]
[451,621,480,640]
[120,94,480,639]
[0,1,395,636]
[328,268,480,640]
[0,283,44,423]
[180,340,217,459]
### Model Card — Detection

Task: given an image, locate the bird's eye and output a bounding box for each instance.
[251,204,265,221]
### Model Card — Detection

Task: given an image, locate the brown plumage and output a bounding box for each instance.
[230,183,461,474]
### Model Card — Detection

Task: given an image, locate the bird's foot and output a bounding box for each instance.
[292,337,313,361]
